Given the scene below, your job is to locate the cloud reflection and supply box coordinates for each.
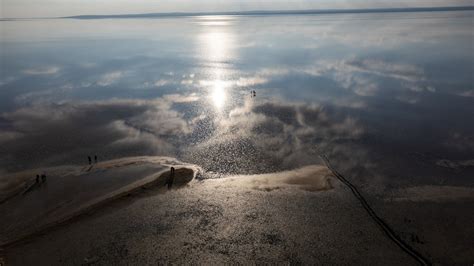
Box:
[1,14,473,189]
[22,66,60,75]
[0,92,365,176]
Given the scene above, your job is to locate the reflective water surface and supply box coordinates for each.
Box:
[1,12,473,187]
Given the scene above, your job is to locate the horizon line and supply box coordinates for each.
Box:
[64,5,474,19]
[1,5,473,20]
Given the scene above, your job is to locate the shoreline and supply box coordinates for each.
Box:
[0,160,334,249]
[0,157,200,248]
[2,157,473,264]
[1,167,195,248]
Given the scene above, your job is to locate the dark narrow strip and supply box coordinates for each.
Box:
[63,6,474,19]
[320,154,431,266]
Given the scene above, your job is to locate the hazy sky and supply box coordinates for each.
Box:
[1,0,472,18]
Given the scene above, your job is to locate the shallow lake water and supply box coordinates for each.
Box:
[1,11,473,188]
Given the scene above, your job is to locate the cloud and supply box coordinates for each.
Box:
[163,93,200,103]
[333,98,367,109]
[235,76,268,87]
[396,94,418,104]
[339,75,379,96]
[344,58,425,82]
[22,66,60,75]
[181,79,193,85]
[0,76,17,87]
[246,58,429,98]
[154,79,169,87]
[184,99,364,174]
[321,58,430,96]
[0,97,191,172]
[197,75,268,90]
[457,90,474,97]
[97,71,123,86]
[14,86,74,104]
[1,91,367,176]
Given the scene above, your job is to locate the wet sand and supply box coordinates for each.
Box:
[1,161,416,265]
[1,158,473,265]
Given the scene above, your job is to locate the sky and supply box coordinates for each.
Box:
[1,0,472,18]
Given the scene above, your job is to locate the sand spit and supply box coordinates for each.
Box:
[206,165,334,192]
[0,156,198,247]
[0,156,198,203]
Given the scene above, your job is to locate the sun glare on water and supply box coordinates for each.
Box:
[197,17,236,111]
[210,80,227,109]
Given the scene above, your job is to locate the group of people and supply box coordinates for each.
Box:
[35,174,46,184]
[88,155,98,165]
[31,159,176,191]
[250,90,257,97]
[31,155,99,187]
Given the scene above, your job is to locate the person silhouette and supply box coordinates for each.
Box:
[94,155,97,164]
[88,156,91,165]
[41,174,46,183]
[167,167,175,189]
[36,174,40,183]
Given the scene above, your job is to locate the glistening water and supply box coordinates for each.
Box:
[1,12,473,188]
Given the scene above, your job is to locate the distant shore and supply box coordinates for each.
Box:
[64,6,474,19]
[1,6,473,20]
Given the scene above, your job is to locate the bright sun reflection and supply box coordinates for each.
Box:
[197,19,236,111]
[211,80,227,109]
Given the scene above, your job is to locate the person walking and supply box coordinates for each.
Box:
[94,155,98,164]
[166,167,175,189]
[88,156,92,165]
[36,174,40,183]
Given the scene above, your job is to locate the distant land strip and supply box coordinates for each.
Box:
[63,6,474,19]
